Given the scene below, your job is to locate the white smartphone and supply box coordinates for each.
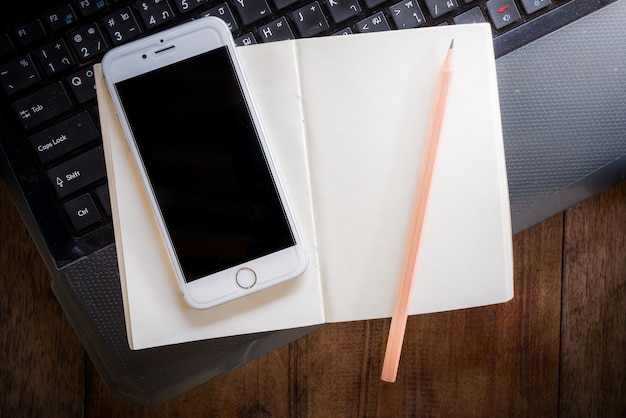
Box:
[101,17,307,309]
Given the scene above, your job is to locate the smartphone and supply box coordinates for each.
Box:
[101,17,307,309]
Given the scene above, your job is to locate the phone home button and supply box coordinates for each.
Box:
[235,268,257,289]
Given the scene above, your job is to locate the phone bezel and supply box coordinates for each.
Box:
[101,18,307,309]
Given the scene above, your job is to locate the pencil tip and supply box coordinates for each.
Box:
[449,39,454,49]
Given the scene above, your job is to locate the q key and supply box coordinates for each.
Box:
[67,65,96,104]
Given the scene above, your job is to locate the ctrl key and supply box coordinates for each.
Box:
[63,194,102,232]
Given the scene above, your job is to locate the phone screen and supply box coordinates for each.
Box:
[114,46,295,283]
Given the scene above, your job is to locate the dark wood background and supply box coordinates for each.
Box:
[1,178,625,417]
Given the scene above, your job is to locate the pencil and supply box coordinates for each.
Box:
[381,39,455,383]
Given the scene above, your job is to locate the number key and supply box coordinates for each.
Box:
[134,0,176,29]
[172,0,208,14]
[102,7,143,46]
[0,54,41,95]
[68,23,109,62]
[34,39,77,77]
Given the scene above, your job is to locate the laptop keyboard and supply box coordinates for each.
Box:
[0,0,578,267]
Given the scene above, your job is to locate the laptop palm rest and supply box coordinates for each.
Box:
[496,0,626,233]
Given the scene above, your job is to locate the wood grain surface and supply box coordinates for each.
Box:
[1,178,625,417]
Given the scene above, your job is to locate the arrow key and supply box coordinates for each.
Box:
[486,0,521,29]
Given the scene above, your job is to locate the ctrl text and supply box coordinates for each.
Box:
[77,207,90,217]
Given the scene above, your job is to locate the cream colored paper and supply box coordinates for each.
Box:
[96,23,513,350]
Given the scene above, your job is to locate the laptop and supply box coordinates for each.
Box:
[1,0,624,406]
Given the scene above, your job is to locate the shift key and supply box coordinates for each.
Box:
[47,146,106,199]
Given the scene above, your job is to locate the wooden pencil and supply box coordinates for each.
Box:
[381,39,455,383]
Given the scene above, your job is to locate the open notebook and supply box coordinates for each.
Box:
[95,23,513,350]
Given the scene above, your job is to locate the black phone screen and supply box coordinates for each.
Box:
[115,46,295,282]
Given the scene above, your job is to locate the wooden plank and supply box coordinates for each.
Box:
[560,181,626,416]
[290,321,381,416]
[290,214,564,417]
[0,181,85,418]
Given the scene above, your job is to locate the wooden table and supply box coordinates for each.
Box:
[1,178,625,417]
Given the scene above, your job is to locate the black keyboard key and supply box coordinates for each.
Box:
[424,0,460,18]
[14,20,47,48]
[0,54,41,95]
[75,0,110,17]
[135,0,176,29]
[273,0,299,8]
[324,0,362,23]
[453,6,486,24]
[388,0,426,29]
[0,34,14,58]
[68,23,109,62]
[259,17,295,42]
[67,66,97,104]
[172,0,208,13]
[485,0,521,29]
[63,193,102,232]
[29,112,100,164]
[332,27,353,35]
[95,184,112,217]
[201,3,240,32]
[102,7,143,46]
[11,82,73,130]
[34,39,77,78]
[46,146,106,199]
[364,0,386,6]
[356,12,390,32]
[231,0,272,26]
[45,5,80,32]
[235,32,257,46]
[520,0,551,14]
[292,2,330,37]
